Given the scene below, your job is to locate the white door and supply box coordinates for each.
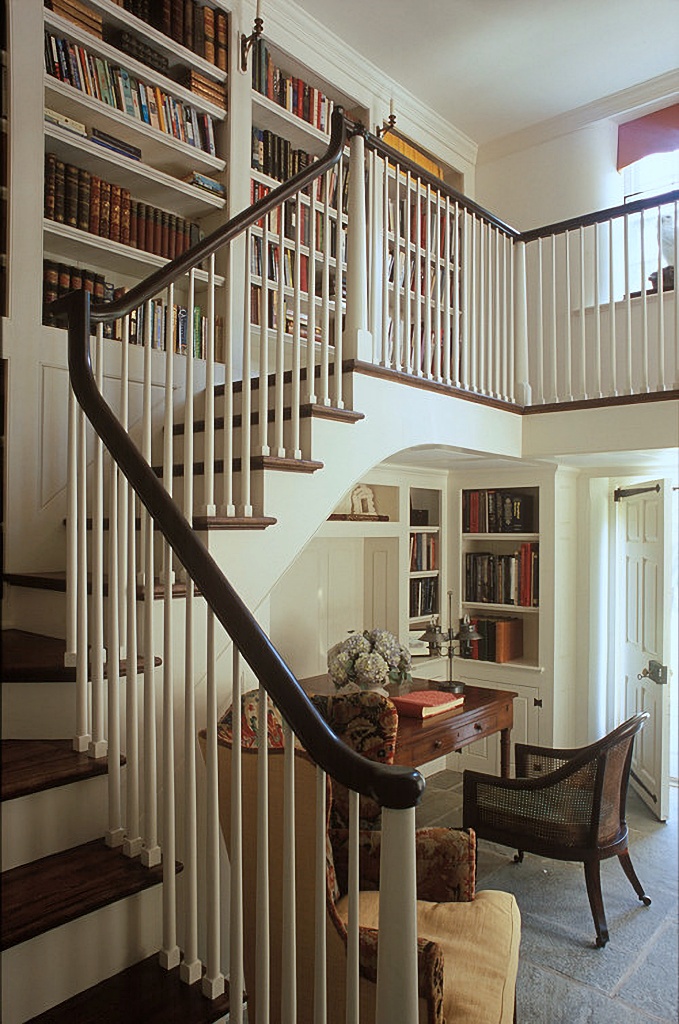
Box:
[619,480,671,821]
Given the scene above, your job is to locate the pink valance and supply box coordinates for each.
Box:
[617,104,679,171]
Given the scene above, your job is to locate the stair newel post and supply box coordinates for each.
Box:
[74,401,90,753]
[290,189,302,459]
[221,242,236,516]
[274,203,286,457]
[513,239,532,405]
[281,719,297,1024]
[240,236,253,516]
[344,128,372,373]
[141,305,160,868]
[306,177,318,404]
[89,323,107,759]
[160,283,180,967]
[230,646,245,1024]
[332,153,345,409]
[203,610,225,999]
[203,254,217,515]
[65,386,77,669]
[375,806,419,1024]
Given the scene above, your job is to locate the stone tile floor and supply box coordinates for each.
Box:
[417,770,678,1024]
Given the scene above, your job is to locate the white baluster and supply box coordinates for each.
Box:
[508,233,516,404]
[640,209,649,392]
[203,610,225,998]
[459,207,468,388]
[656,206,665,392]
[123,480,142,858]
[256,682,271,1023]
[414,178,422,376]
[535,239,545,402]
[381,156,390,366]
[307,183,318,402]
[65,386,77,668]
[204,254,217,513]
[434,191,442,381]
[105,447,124,848]
[443,196,451,385]
[550,235,558,402]
[404,171,412,374]
[609,219,618,396]
[423,184,432,378]
[320,170,331,405]
[393,162,401,372]
[314,766,328,1024]
[221,244,236,515]
[333,156,344,409]
[230,646,244,1024]
[512,239,531,406]
[259,215,271,450]
[180,580,201,984]
[281,720,297,1024]
[241,241,253,516]
[90,324,107,759]
[118,316,130,657]
[184,270,195,525]
[593,226,603,397]
[564,230,573,401]
[375,807,419,1024]
[469,215,477,390]
[624,214,633,394]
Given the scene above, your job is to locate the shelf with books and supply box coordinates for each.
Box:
[77,0,229,83]
[44,9,227,121]
[408,486,442,627]
[45,76,225,175]
[43,219,224,285]
[252,90,331,159]
[44,121,225,218]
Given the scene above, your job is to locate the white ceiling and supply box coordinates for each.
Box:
[292,0,679,147]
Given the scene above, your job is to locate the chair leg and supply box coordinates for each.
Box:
[584,860,609,947]
[618,847,652,906]
[513,850,524,864]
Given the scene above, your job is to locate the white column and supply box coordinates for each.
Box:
[343,132,371,362]
[375,806,419,1024]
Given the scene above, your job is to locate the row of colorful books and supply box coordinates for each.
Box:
[251,127,313,186]
[460,616,524,664]
[111,0,228,70]
[44,153,201,259]
[42,259,222,359]
[249,287,324,343]
[464,544,539,608]
[252,39,334,135]
[44,29,218,155]
[409,531,438,572]
[249,179,345,255]
[462,489,536,534]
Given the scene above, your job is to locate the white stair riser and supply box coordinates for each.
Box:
[1,886,163,1024]
[2,683,76,739]
[4,587,69,639]
[2,773,116,870]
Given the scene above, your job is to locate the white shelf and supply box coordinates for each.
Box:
[45,10,226,120]
[44,123,225,218]
[461,601,539,614]
[252,91,331,158]
[317,520,401,539]
[43,219,225,286]
[82,0,228,83]
[45,77,225,177]
[462,532,540,543]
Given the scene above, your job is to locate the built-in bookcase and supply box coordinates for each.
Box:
[408,486,442,627]
[41,0,229,348]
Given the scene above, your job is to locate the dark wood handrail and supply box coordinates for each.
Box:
[518,188,679,244]
[51,117,425,811]
[363,128,520,239]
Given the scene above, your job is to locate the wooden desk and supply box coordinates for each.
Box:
[394,685,516,777]
[301,677,516,778]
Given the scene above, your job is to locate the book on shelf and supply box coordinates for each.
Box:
[182,169,225,196]
[88,127,142,160]
[252,39,334,134]
[44,29,218,156]
[464,545,538,607]
[390,690,464,719]
[180,69,227,110]
[44,105,87,137]
[463,616,523,664]
[462,489,536,534]
[45,0,103,40]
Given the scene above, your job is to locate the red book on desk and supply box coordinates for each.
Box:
[391,690,464,719]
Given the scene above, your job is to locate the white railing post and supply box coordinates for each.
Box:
[375,806,419,1024]
[344,130,372,361]
[513,239,532,404]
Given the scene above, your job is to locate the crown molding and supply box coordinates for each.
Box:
[478,70,679,164]
[252,0,478,173]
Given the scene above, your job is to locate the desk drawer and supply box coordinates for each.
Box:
[401,712,500,765]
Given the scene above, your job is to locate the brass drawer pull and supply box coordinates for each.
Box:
[474,723,483,732]
[433,739,443,750]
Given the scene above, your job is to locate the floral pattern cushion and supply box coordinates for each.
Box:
[311,691,398,830]
[217,689,286,749]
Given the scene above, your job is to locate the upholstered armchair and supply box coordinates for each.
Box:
[210,690,520,1024]
[463,713,650,947]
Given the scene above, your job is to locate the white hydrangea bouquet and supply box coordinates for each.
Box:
[327,629,412,693]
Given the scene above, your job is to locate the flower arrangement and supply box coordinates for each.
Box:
[327,629,412,693]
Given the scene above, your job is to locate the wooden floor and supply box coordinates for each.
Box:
[1,839,177,950]
[27,955,232,1024]
[1,738,124,801]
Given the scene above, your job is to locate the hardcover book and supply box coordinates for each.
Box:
[390,690,464,719]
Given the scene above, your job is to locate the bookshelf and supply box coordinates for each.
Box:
[41,0,229,334]
[459,485,540,667]
[408,486,442,628]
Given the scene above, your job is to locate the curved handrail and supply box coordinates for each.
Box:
[53,112,425,812]
[519,188,679,244]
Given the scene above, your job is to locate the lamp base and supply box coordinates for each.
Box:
[438,680,465,694]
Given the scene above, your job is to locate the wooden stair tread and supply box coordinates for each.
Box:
[27,954,231,1024]
[1,739,125,802]
[216,361,338,397]
[158,455,324,477]
[1,839,180,950]
[3,574,195,601]
[193,514,277,531]
[172,402,364,435]
[1,629,159,681]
